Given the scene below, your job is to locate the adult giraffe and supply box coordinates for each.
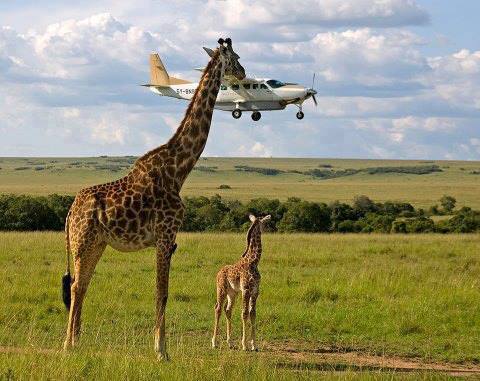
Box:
[61,38,245,360]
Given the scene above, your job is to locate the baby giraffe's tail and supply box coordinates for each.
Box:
[62,211,73,310]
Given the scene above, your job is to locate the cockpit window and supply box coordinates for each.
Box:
[252,84,258,89]
[260,84,268,89]
[243,84,251,89]
[232,84,239,90]
[266,79,286,88]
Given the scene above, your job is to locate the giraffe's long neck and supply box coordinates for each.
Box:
[167,52,224,187]
[244,226,262,265]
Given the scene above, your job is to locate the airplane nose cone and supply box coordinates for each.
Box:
[308,89,317,95]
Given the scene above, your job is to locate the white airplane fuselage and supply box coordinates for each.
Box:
[149,80,309,111]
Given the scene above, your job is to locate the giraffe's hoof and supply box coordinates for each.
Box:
[157,352,170,361]
[211,339,218,349]
[63,340,74,351]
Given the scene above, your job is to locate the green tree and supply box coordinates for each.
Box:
[353,195,378,216]
[278,201,330,232]
[440,195,456,213]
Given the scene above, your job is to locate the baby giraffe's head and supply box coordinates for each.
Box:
[248,214,271,232]
[242,214,271,257]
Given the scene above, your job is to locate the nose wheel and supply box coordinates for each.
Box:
[251,111,261,121]
[296,111,304,120]
[232,109,242,119]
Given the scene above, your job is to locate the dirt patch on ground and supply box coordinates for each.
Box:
[2,343,480,377]
[263,341,480,377]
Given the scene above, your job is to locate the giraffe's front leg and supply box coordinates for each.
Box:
[154,239,173,361]
[249,291,259,351]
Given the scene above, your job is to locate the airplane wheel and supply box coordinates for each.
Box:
[232,109,242,119]
[252,111,261,121]
[296,111,304,120]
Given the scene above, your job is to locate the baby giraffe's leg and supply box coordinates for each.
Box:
[241,289,251,351]
[225,291,237,348]
[249,291,259,351]
[212,286,226,349]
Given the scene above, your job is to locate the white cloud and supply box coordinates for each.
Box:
[0,4,479,160]
[90,118,127,145]
[204,0,428,29]
[428,49,480,110]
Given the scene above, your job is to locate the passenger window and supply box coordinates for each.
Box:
[220,85,227,90]
[252,84,258,89]
[232,84,239,90]
[243,84,251,89]
[260,84,268,89]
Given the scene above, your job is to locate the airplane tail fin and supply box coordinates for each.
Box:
[148,53,190,87]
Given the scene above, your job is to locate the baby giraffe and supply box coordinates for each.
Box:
[212,214,271,351]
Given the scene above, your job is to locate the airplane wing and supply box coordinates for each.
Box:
[222,74,260,84]
[194,67,258,84]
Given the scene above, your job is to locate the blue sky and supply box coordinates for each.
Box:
[0,0,479,159]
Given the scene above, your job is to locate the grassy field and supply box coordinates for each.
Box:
[0,157,479,209]
[1,232,479,379]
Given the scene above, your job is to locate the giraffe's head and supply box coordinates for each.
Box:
[205,38,246,80]
[248,214,271,232]
[242,214,270,257]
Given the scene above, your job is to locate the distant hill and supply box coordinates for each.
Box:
[0,157,479,209]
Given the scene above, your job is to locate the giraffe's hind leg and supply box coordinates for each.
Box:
[225,290,237,349]
[212,284,226,349]
[249,290,259,351]
[64,238,106,350]
[241,289,251,351]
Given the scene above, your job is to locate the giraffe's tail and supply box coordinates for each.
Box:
[62,211,73,310]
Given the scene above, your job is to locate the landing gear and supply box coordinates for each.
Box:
[295,104,305,120]
[232,109,242,119]
[251,111,261,121]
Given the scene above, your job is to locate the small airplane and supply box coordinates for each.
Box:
[142,49,317,121]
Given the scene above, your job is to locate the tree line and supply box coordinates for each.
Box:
[0,193,478,233]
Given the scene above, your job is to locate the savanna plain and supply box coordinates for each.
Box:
[0,157,479,379]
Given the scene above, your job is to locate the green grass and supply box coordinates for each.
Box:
[0,157,479,209]
[1,232,479,379]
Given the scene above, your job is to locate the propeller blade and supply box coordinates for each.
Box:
[311,73,316,89]
[312,94,317,106]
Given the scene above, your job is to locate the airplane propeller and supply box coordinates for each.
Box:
[307,73,317,106]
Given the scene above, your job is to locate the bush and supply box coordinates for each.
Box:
[0,195,60,230]
[330,202,356,231]
[0,193,478,234]
[359,213,395,233]
[364,165,442,175]
[278,200,330,232]
[405,217,435,233]
[353,195,378,216]
[445,208,480,233]
[218,184,231,189]
[440,195,456,213]
[234,165,284,176]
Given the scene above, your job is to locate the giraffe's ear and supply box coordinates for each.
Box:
[261,215,271,222]
[249,214,256,222]
[203,47,215,58]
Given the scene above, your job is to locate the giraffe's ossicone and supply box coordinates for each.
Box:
[212,214,271,351]
[61,38,245,361]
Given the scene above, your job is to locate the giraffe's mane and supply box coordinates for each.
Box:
[135,49,221,165]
